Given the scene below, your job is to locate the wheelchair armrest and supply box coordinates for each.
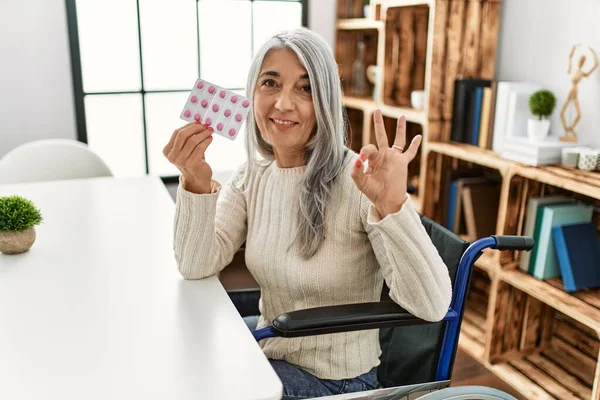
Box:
[272,302,437,338]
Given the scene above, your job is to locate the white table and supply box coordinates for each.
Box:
[0,176,282,400]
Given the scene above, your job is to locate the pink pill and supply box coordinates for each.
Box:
[201,99,208,108]
[229,128,236,137]
[224,109,232,117]
[208,86,216,94]
[217,123,224,131]
[183,109,191,117]
[219,90,226,98]
[205,118,212,126]
[190,95,198,103]
[212,104,219,112]
[197,81,204,89]
[235,114,243,122]
[194,113,201,121]
[231,96,238,103]
[242,100,250,108]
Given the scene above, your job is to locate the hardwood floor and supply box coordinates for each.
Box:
[165,181,523,399]
[451,350,524,399]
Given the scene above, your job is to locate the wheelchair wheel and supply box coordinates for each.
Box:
[417,385,519,400]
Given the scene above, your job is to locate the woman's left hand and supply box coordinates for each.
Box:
[350,109,422,218]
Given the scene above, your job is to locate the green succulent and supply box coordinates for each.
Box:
[529,89,557,120]
[0,195,43,232]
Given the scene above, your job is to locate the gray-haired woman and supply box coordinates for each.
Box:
[164,27,452,399]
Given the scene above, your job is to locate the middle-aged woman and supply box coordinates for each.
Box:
[163,27,452,399]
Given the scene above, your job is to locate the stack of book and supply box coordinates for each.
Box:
[500,137,580,166]
[520,195,600,291]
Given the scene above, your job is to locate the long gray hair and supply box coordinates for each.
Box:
[242,28,348,259]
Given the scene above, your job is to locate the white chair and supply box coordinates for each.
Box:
[0,139,113,184]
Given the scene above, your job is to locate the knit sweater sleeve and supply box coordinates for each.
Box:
[361,194,453,322]
[172,167,248,280]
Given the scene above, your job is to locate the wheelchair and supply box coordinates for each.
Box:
[228,215,533,400]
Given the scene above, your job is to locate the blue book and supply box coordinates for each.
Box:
[446,181,459,230]
[470,87,484,146]
[552,222,600,292]
[531,203,594,279]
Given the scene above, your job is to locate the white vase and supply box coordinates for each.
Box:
[527,118,550,142]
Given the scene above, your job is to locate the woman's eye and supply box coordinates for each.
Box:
[261,79,277,88]
[301,84,311,93]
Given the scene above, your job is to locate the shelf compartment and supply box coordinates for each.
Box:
[382,3,429,108]
[336,30,379,99]
[336,18,384,30]
[490,349,593,400]
[460,269,491,361]
[507,313,598,400]
[502,269,600,334]
[484,287,599,399]
[337,0,370,19]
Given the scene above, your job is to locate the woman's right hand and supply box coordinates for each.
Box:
[163,122,214,194]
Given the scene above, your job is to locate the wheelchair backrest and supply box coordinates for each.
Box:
[377,215,470,387]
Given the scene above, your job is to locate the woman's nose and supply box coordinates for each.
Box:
[274,89,295,111]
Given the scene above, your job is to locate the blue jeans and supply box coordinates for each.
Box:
[244,315,378,399]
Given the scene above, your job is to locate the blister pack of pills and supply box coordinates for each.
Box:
[180,78,252,140]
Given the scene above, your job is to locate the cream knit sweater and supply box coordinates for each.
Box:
[173,150,452,380]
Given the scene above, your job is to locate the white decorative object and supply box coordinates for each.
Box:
[561,147,580,167]
[491,82,542,153]
[578,149,599,170]
[527,119,551,142]
[366,65,380,101]
[411,90,425,110]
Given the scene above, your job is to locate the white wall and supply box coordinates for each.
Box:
[495,0,600,148]
[309,0,336,50]
[0,0,77,158]
[2,0,599,158]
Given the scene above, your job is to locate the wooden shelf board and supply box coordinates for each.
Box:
[516,164,600,200]
[502,269,600,334]
[525,350,593,400]
[490,362,557,400]
[336,18,384,30]
[426,142,512,174]
[475,249,499,275]
[426,142,600,197]
[342,96,426,124]
[382,0,433,10]
[458,325,485,361]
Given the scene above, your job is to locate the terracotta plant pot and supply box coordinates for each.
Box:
[0,227,36,254]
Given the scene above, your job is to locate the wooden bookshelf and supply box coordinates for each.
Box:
[336,0,502,215]
[334,4,599,398]
[425,141,600,399]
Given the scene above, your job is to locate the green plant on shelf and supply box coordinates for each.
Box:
[528,89,557,120]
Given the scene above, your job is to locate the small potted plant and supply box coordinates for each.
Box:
[0,195,43,254]
[528,89,557,142]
